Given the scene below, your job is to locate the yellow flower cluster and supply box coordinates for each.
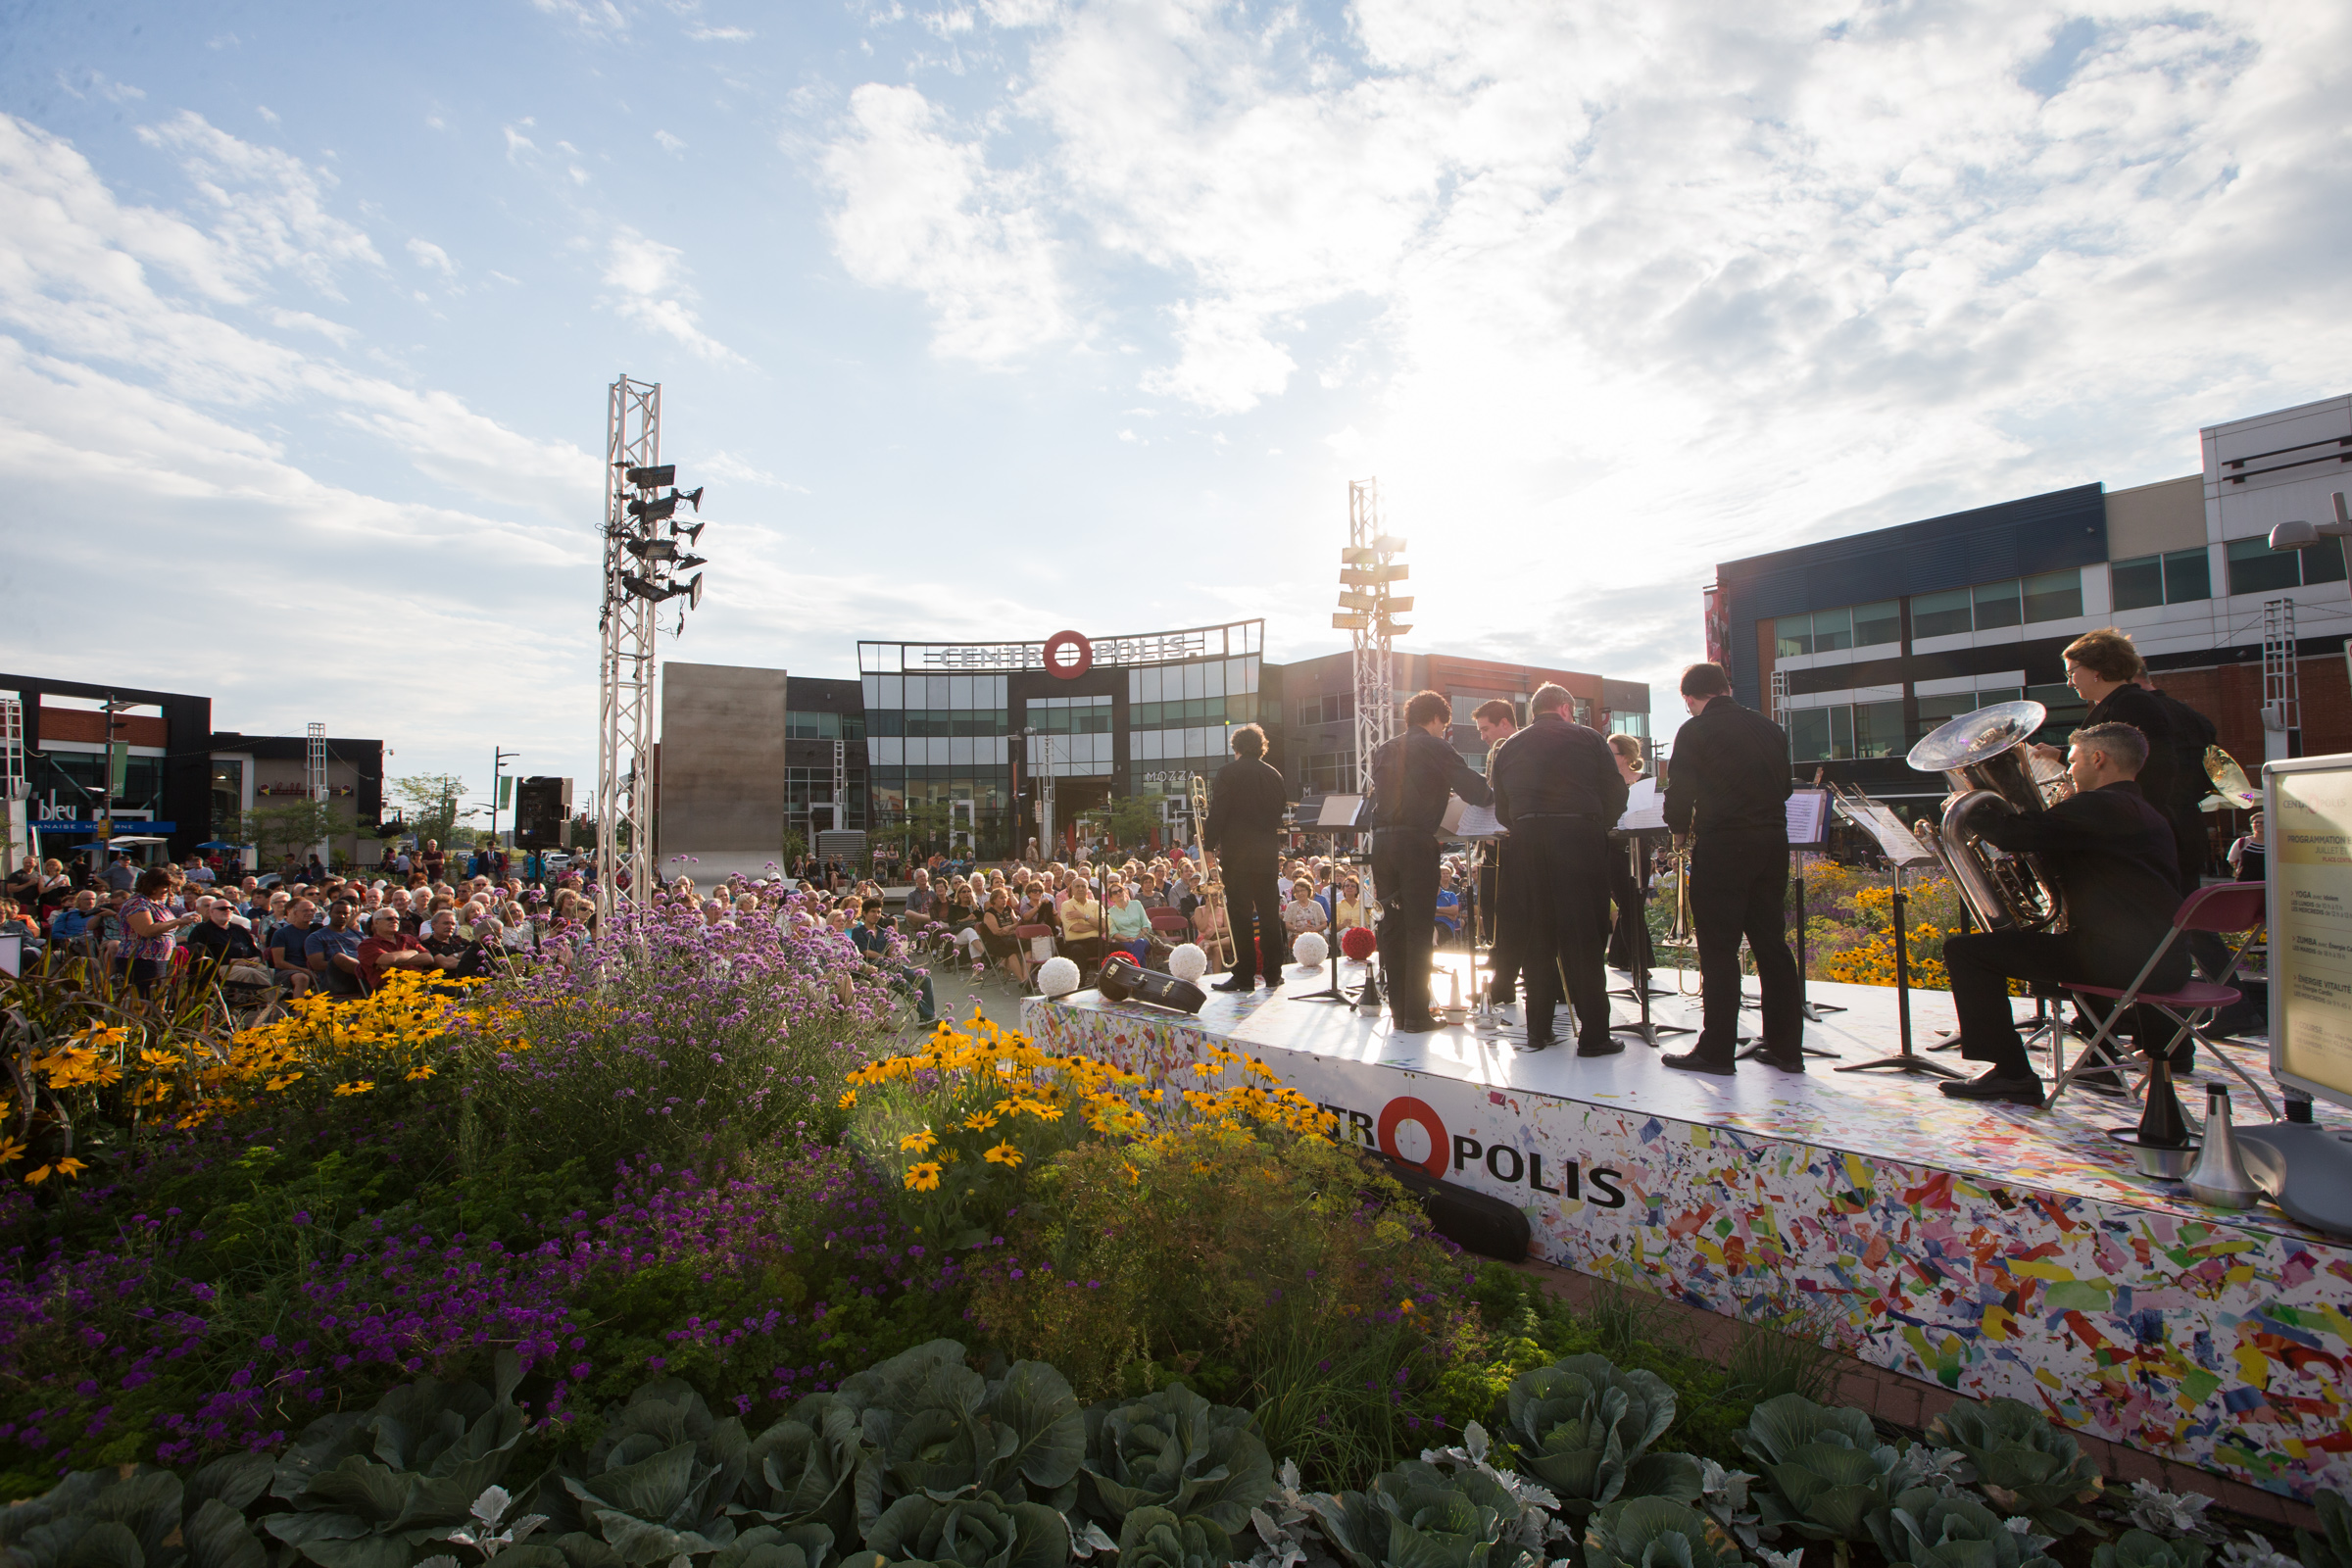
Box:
[204,969,493,1120]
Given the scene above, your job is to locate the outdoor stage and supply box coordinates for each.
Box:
[1020,956,2352,1504]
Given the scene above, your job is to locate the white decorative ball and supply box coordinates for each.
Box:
[1293,931,1329,970]
[1166,943,1209,983]
[1037,956,1084,998]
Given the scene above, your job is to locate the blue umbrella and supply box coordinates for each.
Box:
[195,840,243,851]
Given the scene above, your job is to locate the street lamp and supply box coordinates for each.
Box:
[2268,491,2352,552]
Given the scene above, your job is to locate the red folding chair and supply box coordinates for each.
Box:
[1011,922,1055,992]
[2044,883,2277,1117]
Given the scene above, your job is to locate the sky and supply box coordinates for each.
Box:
[0,0,2347,809]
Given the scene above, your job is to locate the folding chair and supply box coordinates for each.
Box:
[1012,922,1056,993]
[1146,910,1193,969]
[2044,883,2277,1117]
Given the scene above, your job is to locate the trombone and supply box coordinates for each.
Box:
[1664,834,1696,992]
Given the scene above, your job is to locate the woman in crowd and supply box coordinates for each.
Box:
[978,885,1031,987]
[120,867,201,996]
[1103,883,1152,965]
[1333,874,1373,932]
[1282,877,1330,938]
[1058,874,1103,969]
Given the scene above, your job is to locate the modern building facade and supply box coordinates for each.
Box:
[1707,392,2352,805]
[649,625,1651,863]
[2,673,385,867]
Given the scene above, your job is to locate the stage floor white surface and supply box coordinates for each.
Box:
[1019,956,2352,1503]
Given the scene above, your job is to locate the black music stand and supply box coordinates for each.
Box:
[1738,788,1843,1060]
[1831,789,1964,1079]
[1300,795,1369,1007]
[1611,830,1692,1050]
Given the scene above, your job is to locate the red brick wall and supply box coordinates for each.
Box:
[2158,654,2352,773]
[37,707,167,747]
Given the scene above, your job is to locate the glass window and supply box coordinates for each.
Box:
[1972,578,2022,630]
[2306,538,2350,587]
[2163,547,2212,603]
[1775,613,1813,659]
[1853,601,1900,649]
[2022,569,2082,623]
[1913,693,1969,742]
[1853,701,1907,759]
[2227,536,2303,596]
[1811,606,1853,653]
[1912,587,1974,639]
[2025,682,2088,747]
[1975,688,2024,709]
[1787,708,1831,762]
[1828,706,1854,760]
[2112,555,2164,612]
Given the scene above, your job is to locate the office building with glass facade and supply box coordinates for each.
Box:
[1709,391,2352,804]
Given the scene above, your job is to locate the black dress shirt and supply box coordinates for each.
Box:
[1979,779,2180,960]
[1370,729,1491,834]
[1663,697,1791,839]
[2080,684,2177,814]
[2150,689,2216,813]
[1205,756,1290,858]
[1491,713,1630,827]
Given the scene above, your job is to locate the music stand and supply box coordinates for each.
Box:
[1610,830,1692,1049]
[1737,788,1843,1060]
[1300,795,1372,1006]
[1831,788,1964,1079]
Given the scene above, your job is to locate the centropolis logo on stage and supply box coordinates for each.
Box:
[1317,1092,1626,1206]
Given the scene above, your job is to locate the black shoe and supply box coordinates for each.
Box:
[1263,972,1282,990]
[1577,1036,1625,1058]
[1662,1052,1735,1077]
[1516,1035,1557,1054]
[1212,976,1256,993]
[1390,1013,1439,1034]
[1938,1071,2046,1107]
[1753,1047,1805,1073]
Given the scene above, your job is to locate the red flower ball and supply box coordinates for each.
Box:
[1340,926,1378,960]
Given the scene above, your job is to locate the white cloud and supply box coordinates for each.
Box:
[531,0,629,40]
[504,122,537,162]
[701,449,807,491]
[135,111,382,296]
[816,82,1066,364]
[654,128,686,154]
[406,237,457,276]
[601,227,746,365]
[1142,298,1294,416]
[256,105,279,124]
[980,0,1057,24]
[685,24,753,41]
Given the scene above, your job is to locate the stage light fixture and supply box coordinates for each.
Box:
[675,519,707,547]
[1382,619,1413,636]
[624,464,675,490]
[629,493,680,524]
[626,537,680,562]
[1337,590,1377,612]
[1333,612,1370,631]
[675,554,708,570]
[685,571,704,610]
[1371,563,1409,583]
[1340,567,1375,587]
[1386,595,1414,612]
[1372,534,1406,554]
[1340,547,1376,565]
[678,486,705,512]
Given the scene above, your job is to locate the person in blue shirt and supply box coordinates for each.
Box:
[51,889,101,949]
[306,898,368,997]
[852,897,936,1025]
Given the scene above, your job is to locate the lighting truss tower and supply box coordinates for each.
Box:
[1769,669,1788,729]
[2262,596,2301,762]
[1336,478,1408,795]
[306,721,330,864]
[1,696,25,877]
[599,376,661,912]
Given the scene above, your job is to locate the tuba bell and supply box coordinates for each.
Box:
[1905,700,2073,934]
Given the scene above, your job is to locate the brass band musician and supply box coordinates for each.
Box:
[1604,731,1654,973]
[1471,698,1521,1018]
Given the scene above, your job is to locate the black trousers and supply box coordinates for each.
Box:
[2170,807,2208,899]
[1509,818,1614,1044]
[1605,839,1653,972]
[1478,849,1519,1003]
[1945,928,2191,1078]
[1690,831,1802,1058]
[1223,852,1284,983]
[1373,829,1440,1020]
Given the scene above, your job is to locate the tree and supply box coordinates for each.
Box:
[1104,795,1161,851]
[390,773,466,846]
[242,801,352,868]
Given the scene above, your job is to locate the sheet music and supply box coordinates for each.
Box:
[1615,777,1668,832]
[1838,795,1937,866]
[1787,788,1830,849]
[1443,796,1505,838]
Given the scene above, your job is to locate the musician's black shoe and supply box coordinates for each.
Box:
[1516,1034,1557,1054]
[1212,976,1256,993]
[1390,1012,1440,1034]
[1752,1045,1805,1073]
[1263,972,1283,991]
[1662,1051,1735,1077]
[1577,1035,1624,1058]
[1937,1070,2046,1108]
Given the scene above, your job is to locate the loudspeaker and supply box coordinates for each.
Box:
[1096,954,1207,1014]
[515,776,573,850]
[1361,1150,1531,1262]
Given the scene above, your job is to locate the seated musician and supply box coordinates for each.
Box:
[1940,721,2187,1107]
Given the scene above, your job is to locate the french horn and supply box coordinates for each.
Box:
[1906,700,2072,935]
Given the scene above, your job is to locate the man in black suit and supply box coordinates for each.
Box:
[1939,721,2185,1106]
[1471,698,1522,1015]
[1491,683,1629,1055]
[1203,722,1290,991]
[1660,662,1804,1074]
[1369,690,1493,1032]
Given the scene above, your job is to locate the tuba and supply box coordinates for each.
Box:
[1906,701,2073,934]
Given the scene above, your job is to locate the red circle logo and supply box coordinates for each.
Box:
[1043,630,1093,680]
[1377,1095,1447,1178]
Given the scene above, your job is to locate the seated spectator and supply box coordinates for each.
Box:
[853,897,937,1024]
[37,858,76,917]
[268,897,318,994]
[0,899,43,958]
[309,900,368,998]
[1059,879,1103,967]
[51,890,101,951]
[978,886,1030,986]
[1334,876,1373,931]
[357,907,448,992]
[1103,884,1152,966]
[1282,879,1330,937]
[185,900,272,988]
[421,908,468,959]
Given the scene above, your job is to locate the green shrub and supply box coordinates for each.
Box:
[1497,1354,1702,1521]
[1925,1399,2103,1538]
[1113,1505,1233,1568]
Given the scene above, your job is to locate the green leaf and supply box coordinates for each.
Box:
[186,1456,276,1517]
[574,1446,701,1525]
[292,1537,418,1568]
[182,1500,268,1568]
[988,1363,1085,1494]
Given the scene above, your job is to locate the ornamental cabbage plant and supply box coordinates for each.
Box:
[832,1341,1086,1526]
[1924,1400,2103,1538]
[1076,1383,1274,1534]
[1867,1489,2060,1568]
[1498,1354,1702,1519]
[1582,1497,1742,1568]
[1738,1395,1902,1567]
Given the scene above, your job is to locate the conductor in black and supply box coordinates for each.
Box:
[1369,689,1492,1032]
[1490,683,1629,1055]
[1659,662,1805,1074]
[1204,722,1290,992]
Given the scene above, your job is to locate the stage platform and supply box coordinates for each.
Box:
[1020,957,2352,1504]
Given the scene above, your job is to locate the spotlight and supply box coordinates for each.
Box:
[1340,567,1375,587]
[1372,534,1406,554]
[678,486,704,512]
[1337,590,1377,612]
[629,493,680,524]
[1386,595,1414,612]
[675,553,708,570]
[676,520,707,547]
[1333,612,1369,631]
[1371,563,1409,583]
[626,537,680,562]
[624,464,675,490]
[685,571,704,610]
[1340,547,1376,565]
